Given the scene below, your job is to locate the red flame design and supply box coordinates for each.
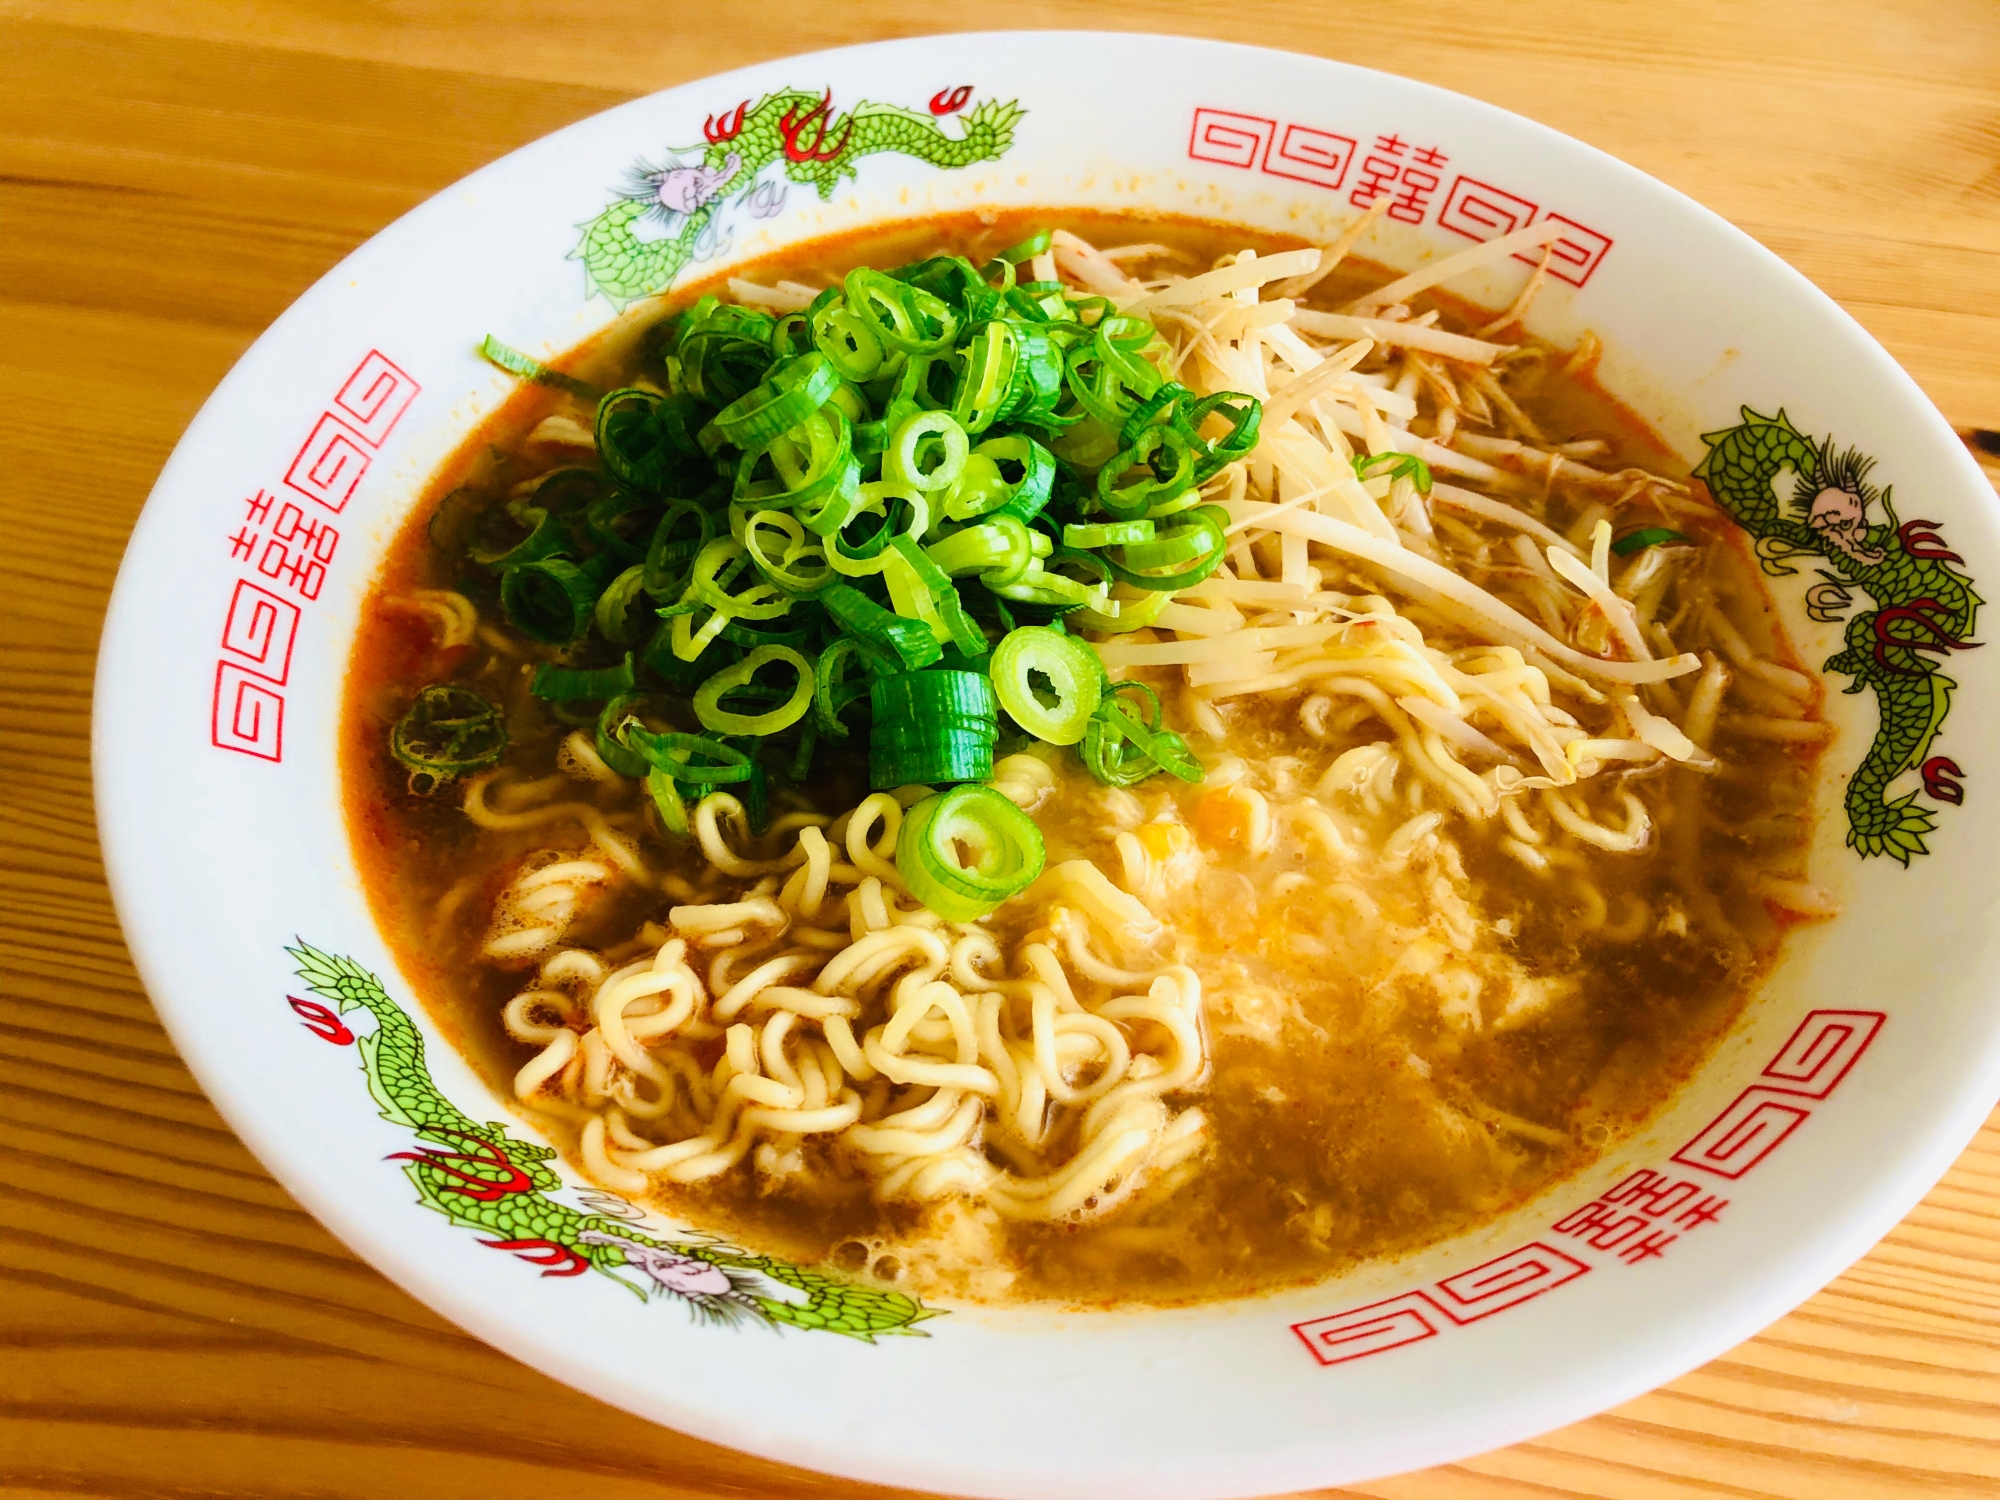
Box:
[287,996,353,1046]
[704,99,748,144]
[778,89,853,163]
[480,1237,592,1277]
[1871,597,1980,675]
[1898,519,1964,565]
[929,84,973,115]
[1921,756,1966,805]
[386,1128,535,1202]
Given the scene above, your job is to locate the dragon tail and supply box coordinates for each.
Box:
[1827,624,1955,863]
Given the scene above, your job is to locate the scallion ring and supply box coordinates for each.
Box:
[884,410,970,494]
[991,626,1102,746]
[692,645,814,736]
[895,784,1046,922]
[389,684,508,788]
[500,558,601,645]
[530,651,635,702]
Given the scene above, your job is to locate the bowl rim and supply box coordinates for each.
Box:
[92,29,2000,1499]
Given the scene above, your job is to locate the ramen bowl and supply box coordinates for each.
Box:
[95,30,2000,1499]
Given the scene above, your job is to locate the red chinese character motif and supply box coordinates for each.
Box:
[1264,123,1358,191]
[1439,175,1539,242]
[211,662,284,761]
[331,350,421,446]
[218,579,300,684]
[1759,1009,1884,1097]
[1287,1010,1884,1366]
[1293,1292,1440,1366]
[1433,1241,1589,1318]
[283,412,371,514]
[1188,107,1275,170]
[1344,134,1446,223]
[1436,177,1616,288]
[210,349,417,762]
[1528,213,1615,288]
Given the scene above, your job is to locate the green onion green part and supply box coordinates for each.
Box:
[1611,526,1694,556]
[389,684,508,787]
[895,783,1046,921]
[443,244,1258,867]
[479,334,601,401]
[990,626,1102,746]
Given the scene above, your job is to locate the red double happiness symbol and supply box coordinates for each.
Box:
[386,1128,535,1201]
[704,99,748,144]
[779,90,853,163]
[287,996,353,1046]
[929,84,973,115]
[480,1237,592,1277]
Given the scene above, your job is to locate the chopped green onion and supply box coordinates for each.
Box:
[926,515,1032,580]
[646,764,690,837]
[885,410,970,493]
[812,300,888,381]
[468,501,569,572]
[844,268,958,357]
[692,645,814,736]
[479,334,600,401]
[675,296,780,404]
[390,684,508,787]
[1103,506,1229,591]
[701,352,840,455]
[895,784,1045,921]
[951,320,1017,435]
[593,564,653,644]
[741,509,836,596]
[616,722,755,790]
[445,245,1222,802]
[531,651,635,702]
[813,637,870,739]
[1353,450,1434,495]
[1611,527,1693,556]
[644,499,717,597]
[1070,585,1174,634]
[869,669,998,788]
[1180,391,1261,482]
[994,229,1052,265]
[596,388,700,493]
[595,692,651,777]
[822,583,943,673]
[1082,682,1204,787]
[990,626,1101,745]
[501,558,602,645]
[1097,426,1195,520]
[686,535,792,621]
[1063,519,1154,549]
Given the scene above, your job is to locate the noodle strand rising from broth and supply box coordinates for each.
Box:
[345,212,1829,1305]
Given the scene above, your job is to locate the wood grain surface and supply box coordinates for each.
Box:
[3,3,1997,1496]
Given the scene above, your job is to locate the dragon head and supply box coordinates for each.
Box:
[1802,440,1887,566]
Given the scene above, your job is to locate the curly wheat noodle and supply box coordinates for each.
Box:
[503,786,1213,1225]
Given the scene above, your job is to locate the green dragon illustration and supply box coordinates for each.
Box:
[287,942,935,1340]
[1694,407,1981,863]
[573,86,1025,306]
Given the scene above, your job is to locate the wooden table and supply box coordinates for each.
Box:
[4,3,1996,1495]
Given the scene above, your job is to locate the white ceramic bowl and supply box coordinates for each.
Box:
[95,31,2000,1498]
